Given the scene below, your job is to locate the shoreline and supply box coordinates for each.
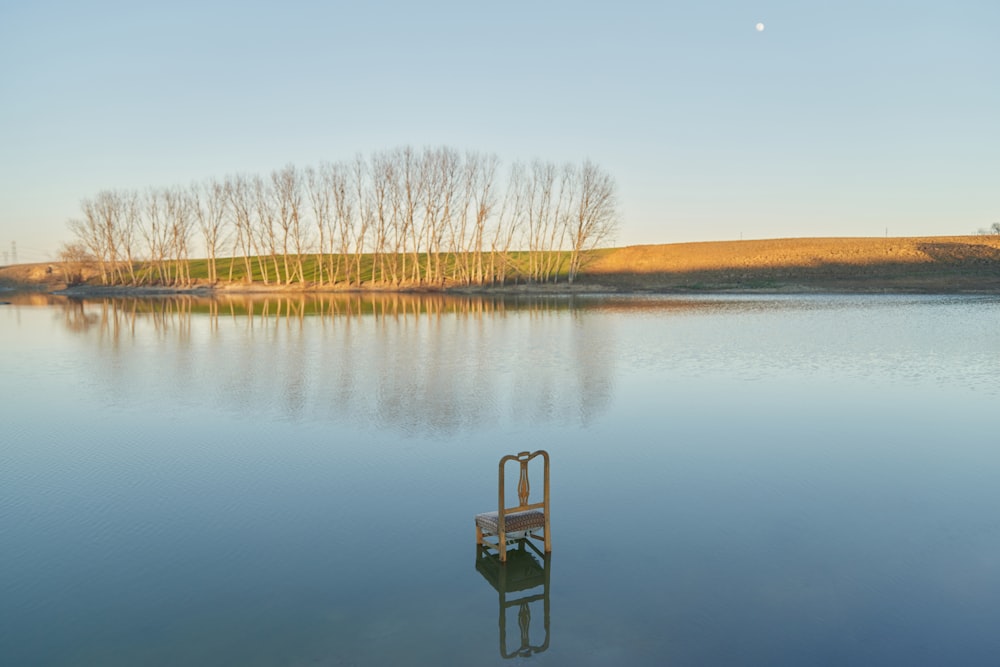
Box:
[4,235,1000,296]
[4,281,998,299]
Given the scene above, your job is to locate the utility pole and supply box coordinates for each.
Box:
[11,241,17,264]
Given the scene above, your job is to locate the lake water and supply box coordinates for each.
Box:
[2,291,1000,666]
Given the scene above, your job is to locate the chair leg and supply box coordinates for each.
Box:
[476,524,483,546]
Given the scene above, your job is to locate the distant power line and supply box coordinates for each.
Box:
[4,241,53,265]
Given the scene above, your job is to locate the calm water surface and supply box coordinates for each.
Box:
[2,292,999,666]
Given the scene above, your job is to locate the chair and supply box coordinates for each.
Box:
[475,450,550,563]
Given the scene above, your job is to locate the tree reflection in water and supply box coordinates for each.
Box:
[49,292,617,434]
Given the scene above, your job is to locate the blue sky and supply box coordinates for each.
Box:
[2,0,998,263]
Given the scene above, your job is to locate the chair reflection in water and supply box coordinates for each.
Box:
[474,450,551,657]
[476,534,551,657]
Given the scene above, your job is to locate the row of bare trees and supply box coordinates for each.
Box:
[64,146,618,287]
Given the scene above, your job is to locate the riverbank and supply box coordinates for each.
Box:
[3,236,1000,295]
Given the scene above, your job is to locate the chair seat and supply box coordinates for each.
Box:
[475,509,545,535]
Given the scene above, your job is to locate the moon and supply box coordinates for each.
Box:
[755,22,765,31]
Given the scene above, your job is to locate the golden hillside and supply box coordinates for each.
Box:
[580,236,1000,292]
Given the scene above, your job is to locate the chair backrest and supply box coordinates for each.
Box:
[498,450,549,517]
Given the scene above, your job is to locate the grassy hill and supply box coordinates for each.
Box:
[3,236,1000,294]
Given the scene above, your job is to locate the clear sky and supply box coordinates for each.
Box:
[2,0,998,263]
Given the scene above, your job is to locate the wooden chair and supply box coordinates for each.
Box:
[475,450,550,563]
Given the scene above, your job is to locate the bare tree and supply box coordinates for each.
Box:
[192,179,229,284]
[383,151,406,284]
[396,147,424,283]
[566,160,618,283]
[351,155,371,285]
[370,151,393,284]
[542,163,575,282]
[251,175,279,284]
[142,188,170,284]
[225,174,256,283]
[329,161,355,285]
[426,146,460,284]
[450,152,475,284]
[71,191,123,284]
[523,161,554,282]
[163,187,194,285]
[272,164,306,284]
[67,214,105,284]
[118,190,141,285]
[57,241,94,285]
[490,162,527,285]
[305,164,333,285]
[469,152,500,285]
[420,147,453,284]
[437,151,501,285]
[75,189,138,285]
